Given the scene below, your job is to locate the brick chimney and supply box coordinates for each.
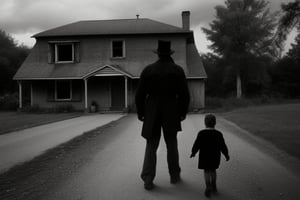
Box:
[182,11,190,30]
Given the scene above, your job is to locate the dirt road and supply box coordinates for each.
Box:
[1,114,299,200]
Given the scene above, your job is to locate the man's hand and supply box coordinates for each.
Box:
[138,115,144,122]
[225,155,230,161]
[190,153,195,158]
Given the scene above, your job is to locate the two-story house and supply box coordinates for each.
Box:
[13,11,207,112]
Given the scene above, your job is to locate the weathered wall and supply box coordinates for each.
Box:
[34,34,187,77]
[30,78,205,112]
[25,34,205,111]
[31,80,84,111]
[188,79,205,110]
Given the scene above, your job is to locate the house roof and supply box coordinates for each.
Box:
[33,19,192,38]
[186,43,207,78]
[14,18,206,80]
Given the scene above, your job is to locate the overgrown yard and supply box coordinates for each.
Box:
[0,112,82,135]
[221,103,300,160]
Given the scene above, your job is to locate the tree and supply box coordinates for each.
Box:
[201,53,225,97]
[202,0,277,98]
[275,0,300,51]
[0,29,30,95]
[269,56,300,98]
[268,31,300,98]
[286,32,300,62]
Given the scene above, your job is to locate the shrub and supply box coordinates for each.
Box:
[204,95,289,112]
[0,93,18,110]
[223,97,251,108]
[205,97,223,109]
[21,104,42,113]
[54,104,75,113]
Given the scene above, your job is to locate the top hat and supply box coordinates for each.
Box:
[153,40,175,55]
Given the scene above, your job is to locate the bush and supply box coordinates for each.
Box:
[223,97,252,108]
[20,104,76,113]
[21,104,42,113]
[205,97,223,109]
[205,95,290,112]
[54,104,75,113]
[0,93,18,110]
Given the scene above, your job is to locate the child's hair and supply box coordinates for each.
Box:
[205,114,216,128]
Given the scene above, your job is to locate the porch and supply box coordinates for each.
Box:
[17,65,138,112]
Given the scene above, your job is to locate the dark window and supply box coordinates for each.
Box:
[112,40,124,58]
[56,80,72,100]
[48,42,80,64]
[56,44,74,62]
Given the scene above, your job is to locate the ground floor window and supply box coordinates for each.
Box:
[55,80,72,100]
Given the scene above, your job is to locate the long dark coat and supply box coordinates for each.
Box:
[135,57,190,139]
[191,129,229,169]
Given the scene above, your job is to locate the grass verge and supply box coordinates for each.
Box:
[0,112,82,135]
[220,103,300,160]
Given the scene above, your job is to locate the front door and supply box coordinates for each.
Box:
[110,77,125,110]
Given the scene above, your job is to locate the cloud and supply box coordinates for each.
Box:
[1,0,222,33]
[1,0,292,51]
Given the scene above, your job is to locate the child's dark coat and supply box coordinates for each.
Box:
[192,129,229,169]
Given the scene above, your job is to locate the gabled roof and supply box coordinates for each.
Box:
[33,19,192,38]
[186,43,207,78]
[84,65,134,79]
[14,17,206,80]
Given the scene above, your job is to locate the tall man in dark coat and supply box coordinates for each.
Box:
[135,40,190,190]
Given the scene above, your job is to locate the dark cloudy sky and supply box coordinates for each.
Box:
[1,0,297,53]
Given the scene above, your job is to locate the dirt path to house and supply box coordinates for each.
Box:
[0,113,124,173]
[0,114,300,200]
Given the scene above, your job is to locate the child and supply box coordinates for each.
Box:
[190,114,230,198]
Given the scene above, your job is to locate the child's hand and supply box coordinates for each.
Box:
[190,153,195,158]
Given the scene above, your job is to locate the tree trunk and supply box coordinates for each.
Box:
[236,72,242,98]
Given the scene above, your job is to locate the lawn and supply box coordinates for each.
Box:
[221,103,300,160]
[0,112,82,135]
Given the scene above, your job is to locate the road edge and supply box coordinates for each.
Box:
[218,116,300,178]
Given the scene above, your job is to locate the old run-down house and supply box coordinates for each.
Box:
[14,11,207,112]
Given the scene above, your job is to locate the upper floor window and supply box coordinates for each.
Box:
[55,43,74,63]
[48,41,80,64]
[111,40,125,58]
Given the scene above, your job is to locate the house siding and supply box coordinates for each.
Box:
[31,80,84,110]
[33,34,187,77]
[188,80,205,110]
[17,34,205,112]
[30,78,205,111]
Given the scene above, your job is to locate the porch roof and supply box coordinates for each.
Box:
[84,65,134,79]
[13,63,136,80]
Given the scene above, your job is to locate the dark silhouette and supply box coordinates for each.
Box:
[135,40,190,190]
[190,114,229,197]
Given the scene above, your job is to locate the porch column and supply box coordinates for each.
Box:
[124,76,128,108]
[30,82,33,106]
[84,78,88,110]
[18,81,22,109]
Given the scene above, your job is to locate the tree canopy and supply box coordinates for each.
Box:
[275,0,300,50]
[0,30,30,95]
[202,0,277,97]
